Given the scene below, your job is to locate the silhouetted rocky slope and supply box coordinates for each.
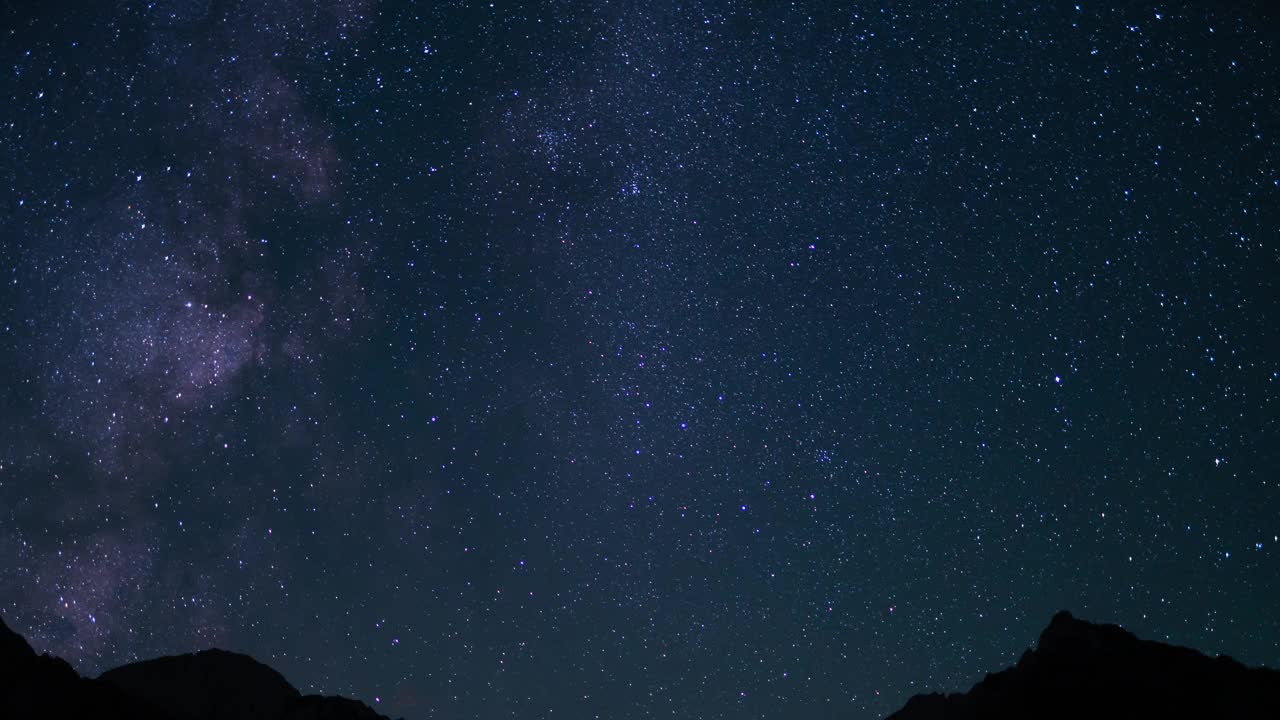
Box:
[886,611,1280,720]
[0,616,169,719]
[0,616,395,720]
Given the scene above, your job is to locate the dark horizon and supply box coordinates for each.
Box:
[5,608,1279,720]
[2,2,1278,719]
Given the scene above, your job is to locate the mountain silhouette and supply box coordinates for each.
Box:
[886,610,1280,720]
[0,615,396,720]
[6,611,1278,719]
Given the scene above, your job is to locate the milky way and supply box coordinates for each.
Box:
[2,3,1278,719]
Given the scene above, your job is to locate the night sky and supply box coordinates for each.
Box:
[2,2,1278,719]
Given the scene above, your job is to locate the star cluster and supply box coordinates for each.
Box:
[1,2,1278,719]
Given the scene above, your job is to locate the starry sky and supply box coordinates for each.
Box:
[1,2,1278,718]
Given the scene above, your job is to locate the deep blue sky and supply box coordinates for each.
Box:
[2,2,1277,719]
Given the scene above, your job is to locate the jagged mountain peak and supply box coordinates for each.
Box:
[886,611,1280,720]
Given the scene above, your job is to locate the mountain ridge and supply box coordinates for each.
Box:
[0,615,397,720]
[886,610,1280,719]
[5,611,1277,719]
